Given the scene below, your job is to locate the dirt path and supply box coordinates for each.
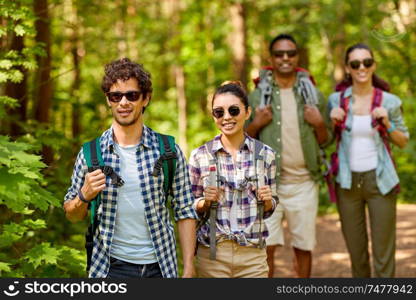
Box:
[272,204,416,277]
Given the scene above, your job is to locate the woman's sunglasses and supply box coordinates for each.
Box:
[106,91,141,103]
[212,105,241,119]
[349,58,374,70]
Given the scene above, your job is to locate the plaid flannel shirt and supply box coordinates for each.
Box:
[189,134,277,247]
[64,125,197,278]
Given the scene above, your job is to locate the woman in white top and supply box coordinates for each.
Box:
[327,43,409,277]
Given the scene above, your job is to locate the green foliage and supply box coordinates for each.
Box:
[0,136,58,211]
[0,136,85,277]
[0,0,85,278]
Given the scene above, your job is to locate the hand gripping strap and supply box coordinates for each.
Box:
[82,138,103,227]
[254,139,266,249]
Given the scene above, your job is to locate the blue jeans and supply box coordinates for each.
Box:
[107,257,163,278]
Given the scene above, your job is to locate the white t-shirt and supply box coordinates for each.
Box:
[110,143,157,264]
[349,115,378,172]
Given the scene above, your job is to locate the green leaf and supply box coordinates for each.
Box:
[22,219,46,230]
[0,95,18,107]
[0,222,27,248]
[24,243,60,268]
[10,151,45,169]
[0,71,9,83]
[14,24,26,36]
[0,262,11,274]
[0,59,13,69]
[8,166,41,179]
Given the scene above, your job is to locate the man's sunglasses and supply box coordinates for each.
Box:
[106,91,142,103]
[212,105,241,119]
[272,50,298,58]
[349,58,374,70]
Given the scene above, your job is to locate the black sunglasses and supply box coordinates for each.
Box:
[212,105,241,119]
[106,91,142,103]
[272,50,298,58]
[349,58,374,70]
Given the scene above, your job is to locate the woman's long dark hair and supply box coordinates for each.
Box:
[335,43,390,92]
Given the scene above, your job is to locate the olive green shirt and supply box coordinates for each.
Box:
[247,71,332,185]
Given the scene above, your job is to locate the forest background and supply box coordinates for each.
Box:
[0,0,415,277]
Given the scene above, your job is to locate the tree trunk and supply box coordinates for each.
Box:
[5,31,27,137]
[69,4,81,149]
[167,0,188,155]
[228,2,248,90]
[333,3,346,83]
[115,0,128,57]
[127,0,138,61]
[174,65,188,156]
[33,0,53,164]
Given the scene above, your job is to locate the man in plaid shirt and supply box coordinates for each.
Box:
[64,58,197,278]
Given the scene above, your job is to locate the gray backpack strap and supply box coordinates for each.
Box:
[297,73,318,106]
[253,139,266,249]
[205,140,219,260]
[258,70,273,108]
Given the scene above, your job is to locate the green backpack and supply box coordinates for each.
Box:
[82,133,177,272]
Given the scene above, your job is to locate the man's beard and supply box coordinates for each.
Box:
[113,111,141,127]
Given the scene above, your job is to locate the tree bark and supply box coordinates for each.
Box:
[167,0,188,155]
[174,65,188,156]
[115,0,128,57]
[333,2,346,83]
[228,2,248,90]
[5,31,27,137]
[69,7,81,148]
[33,0,53,164]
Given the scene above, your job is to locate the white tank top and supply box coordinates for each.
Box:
[349,115,378,172]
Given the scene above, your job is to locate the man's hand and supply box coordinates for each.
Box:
[304,105,324,128]
[253,105,273,128]
[245,105,273,138]
[182,264,196,278]
[330,107,346,125]
[81,169,106,201]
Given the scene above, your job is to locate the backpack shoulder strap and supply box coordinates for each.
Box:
[371,88,384,129]
[83,137,103,171]
[153,133,177,197]
[253,139,266,249]
[339,90,350,129]
[204,138,220,260]
[82,137,103,227]
[205,139,216,163]
[258,69,273,108]
[253,139,264,161]
[334,90,349,144]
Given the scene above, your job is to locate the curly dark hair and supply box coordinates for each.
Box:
[101,57,153,99]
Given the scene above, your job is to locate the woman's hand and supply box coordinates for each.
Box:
[372,106,389,127]
[330,107,346,125]
[196,186,222,213]
[257,185,273,212]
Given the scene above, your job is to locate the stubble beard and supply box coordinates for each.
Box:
[113,110,142,127]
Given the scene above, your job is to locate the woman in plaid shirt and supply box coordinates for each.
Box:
[189,81,278,278]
